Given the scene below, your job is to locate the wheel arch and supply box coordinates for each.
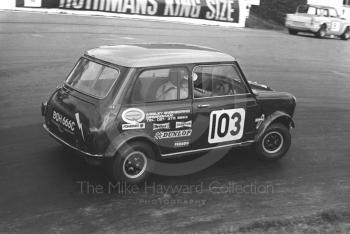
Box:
[105,132,160,159]
[321,22,327,28]
[255,111,295,142]
[318,23,328,31]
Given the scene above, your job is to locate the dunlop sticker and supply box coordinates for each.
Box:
[155,130,192,140]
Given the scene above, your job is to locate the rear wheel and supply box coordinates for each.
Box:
[340,27,350,40]
[288,28,298,35]
[254,123,291,161]
[316,24,327,38]
[106,142,155,184]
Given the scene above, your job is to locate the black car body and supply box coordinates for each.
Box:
[42,44,296,182]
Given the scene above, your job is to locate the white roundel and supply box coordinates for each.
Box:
[122,108,145,124]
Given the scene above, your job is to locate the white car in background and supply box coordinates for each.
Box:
[285,4,350,40]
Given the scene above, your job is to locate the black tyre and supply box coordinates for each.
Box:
[288,28,298,35]
[316,25,327,38]
[340,27,350,41]
[106,142,155,184]
[254,123,291,161]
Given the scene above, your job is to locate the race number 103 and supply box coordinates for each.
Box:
[208,108,246,144]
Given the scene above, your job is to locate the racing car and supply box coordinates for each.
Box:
[286,4,350,40]
[41,44,296,183]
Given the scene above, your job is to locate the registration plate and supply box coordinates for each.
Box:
[293,21,305,27]
[52,110,76,132]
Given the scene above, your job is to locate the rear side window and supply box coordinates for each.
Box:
[130,67,189,103]
[297,5,318,15]
[193,65,248,98]
[298,5,311,14]
[66,58,120,98]
[307,7,316,15]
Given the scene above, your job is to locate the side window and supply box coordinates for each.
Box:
[329,9,338,17]
[193,65,248,98]
[323,9,329,17]
[130,67,189,103]
[316,8,323,16]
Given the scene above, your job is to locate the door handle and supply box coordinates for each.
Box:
[198,104,210,108]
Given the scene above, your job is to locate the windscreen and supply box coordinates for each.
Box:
[66,58,120,98]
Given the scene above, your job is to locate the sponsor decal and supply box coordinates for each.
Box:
[177,115,189,120]
[174,140,190,148]
[122,123,146,130]
[146,109,190,122]
[155,130,192,140]
[59,0,240,23]
[75,113,85,141]
[153,123,170,131]
[122,108,145,124]
[254,114,265,130]
[208,108,246,144]
[175,120,192,129]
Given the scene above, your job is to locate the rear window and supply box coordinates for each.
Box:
[66,58,120,98]
[298,5,316,15]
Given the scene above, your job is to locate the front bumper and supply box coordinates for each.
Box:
[43,123,103,158]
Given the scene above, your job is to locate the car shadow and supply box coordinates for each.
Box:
[48,145,287,189]
[291,32,339,40]
[48,145,110,182]
[152,147,286,184]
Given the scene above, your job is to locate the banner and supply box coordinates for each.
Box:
[58,0,240,23]
[24,0,42,7]
[0,0,16,9]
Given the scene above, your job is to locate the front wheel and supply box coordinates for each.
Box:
[340,27,350,41]
[106,142,155,184]
[254,123,291,161]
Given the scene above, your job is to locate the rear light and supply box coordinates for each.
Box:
[41,101,47,116]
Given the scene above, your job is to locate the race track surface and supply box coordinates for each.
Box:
[0,11,350,233]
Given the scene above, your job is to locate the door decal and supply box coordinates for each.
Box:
[208,108,246,144]
[331,22,340,32]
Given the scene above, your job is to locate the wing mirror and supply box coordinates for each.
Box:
[56,84,63,90]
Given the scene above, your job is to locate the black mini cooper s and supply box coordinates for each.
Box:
[41,44,296,183]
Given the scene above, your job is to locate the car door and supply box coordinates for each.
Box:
[328,8,342,35]
[190,63,262,151]
[120,66,193,156]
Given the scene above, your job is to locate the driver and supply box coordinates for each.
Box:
[214,82,235,96]
[156,68,188,101]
